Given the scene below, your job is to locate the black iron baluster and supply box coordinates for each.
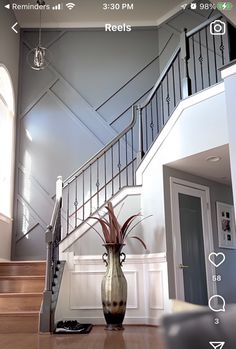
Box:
[150,100,154,143]
[118,139,121,190]
[220,33,225,66]
[145,106,148,151]
[111,146,114,195]
[205,27,211,87]
[96,159,99,209]
[155,90,159,135]
[74,177,78,228]
[198,31,204,90]
[178,54,182,100]
[212,33,218,83]
[66,184,70,236]
[131,127,134,186]
[104,153,107,202]
[161,82,165,127]
[191,36,197,93]
[137,106,144,164]
[172,64,176,107]
[89,164,92,214]
[180,28,191,98]
[125,133,128,186]
[166,72,170,117]
[189,35,197,92]
[82,171,85,221]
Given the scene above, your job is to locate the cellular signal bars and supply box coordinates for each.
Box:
[52,4,62,10]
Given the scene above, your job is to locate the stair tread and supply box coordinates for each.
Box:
[0,311,39,316]
[0,261,46,264]
[0,292,43,297]
[0,275,45,279]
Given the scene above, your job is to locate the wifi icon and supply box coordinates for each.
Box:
[66,2,75,10]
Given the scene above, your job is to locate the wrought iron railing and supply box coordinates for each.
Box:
[137,14,230,156]
[62,106,137,236]
[61,14,231,238]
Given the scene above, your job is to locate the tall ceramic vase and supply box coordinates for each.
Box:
[101,243,127,330]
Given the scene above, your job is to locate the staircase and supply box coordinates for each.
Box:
[28,14,235,332]
[0,261,46,333]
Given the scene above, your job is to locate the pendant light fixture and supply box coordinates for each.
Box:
[27,0,51,71]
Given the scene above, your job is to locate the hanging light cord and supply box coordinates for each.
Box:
[37,0,45,46]
[38,9,42,47]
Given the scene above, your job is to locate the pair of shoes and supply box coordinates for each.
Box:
[55,320,86,333]
[56,320,79,329]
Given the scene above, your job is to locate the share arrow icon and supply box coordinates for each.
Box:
[209,342,225,349]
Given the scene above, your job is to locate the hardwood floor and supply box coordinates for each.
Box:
[0,326,166,349]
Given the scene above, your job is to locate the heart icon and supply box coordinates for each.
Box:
[208,252,225,268]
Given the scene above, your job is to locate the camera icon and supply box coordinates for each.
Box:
[210,20,226,35]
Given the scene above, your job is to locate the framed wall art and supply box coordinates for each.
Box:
[216,202,236,249]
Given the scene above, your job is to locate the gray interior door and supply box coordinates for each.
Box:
[178,193,208,305]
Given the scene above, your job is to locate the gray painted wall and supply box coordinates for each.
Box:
[13,27,160,260]
[0,1,19,260]
[163,166,236,304]
[12,7,214,260]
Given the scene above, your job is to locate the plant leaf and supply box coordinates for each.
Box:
[90,217,111,243]
[121,214,140,237]
[97,210,110,226]
[105,202,121,243]
[124,215,153,240]
[117,202,125,219]
[76,217,105,243]
[130,236,147,250]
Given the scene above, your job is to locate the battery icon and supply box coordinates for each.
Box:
[217,2,233,10]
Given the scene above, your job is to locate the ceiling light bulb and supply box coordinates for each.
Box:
[33,46,46,69]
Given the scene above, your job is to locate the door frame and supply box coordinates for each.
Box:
[170,177,216,302]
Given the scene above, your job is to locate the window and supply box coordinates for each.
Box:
[0,65,15,218]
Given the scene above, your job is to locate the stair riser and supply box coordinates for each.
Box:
[0,315,39,333]
[0,295,42,312]
[0,279,45,293]
[0,263,46,276]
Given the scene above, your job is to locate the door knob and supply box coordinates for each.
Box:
[179,264,190,269]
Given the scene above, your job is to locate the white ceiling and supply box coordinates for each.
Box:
[10,0,192,28]
[167,144,232,186]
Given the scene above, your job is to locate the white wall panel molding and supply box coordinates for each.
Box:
[55,252,169,325]
[16,194,47,228]
[22,39,118,143]
[49,78,118,144]
[70,270,104,310]
[49,86,113,146]
[148,270,164,310]
[18,163,53,199]
[19,78,59,119]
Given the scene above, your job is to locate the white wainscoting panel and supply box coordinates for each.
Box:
[55,253,169,325]
[148,270,164,310]
[70,271,104,310]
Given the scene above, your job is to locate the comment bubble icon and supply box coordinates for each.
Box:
[208,295,225,312]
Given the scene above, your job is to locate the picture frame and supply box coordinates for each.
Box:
[216,202,236,249]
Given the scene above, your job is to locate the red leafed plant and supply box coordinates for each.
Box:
[89,201,149,250]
